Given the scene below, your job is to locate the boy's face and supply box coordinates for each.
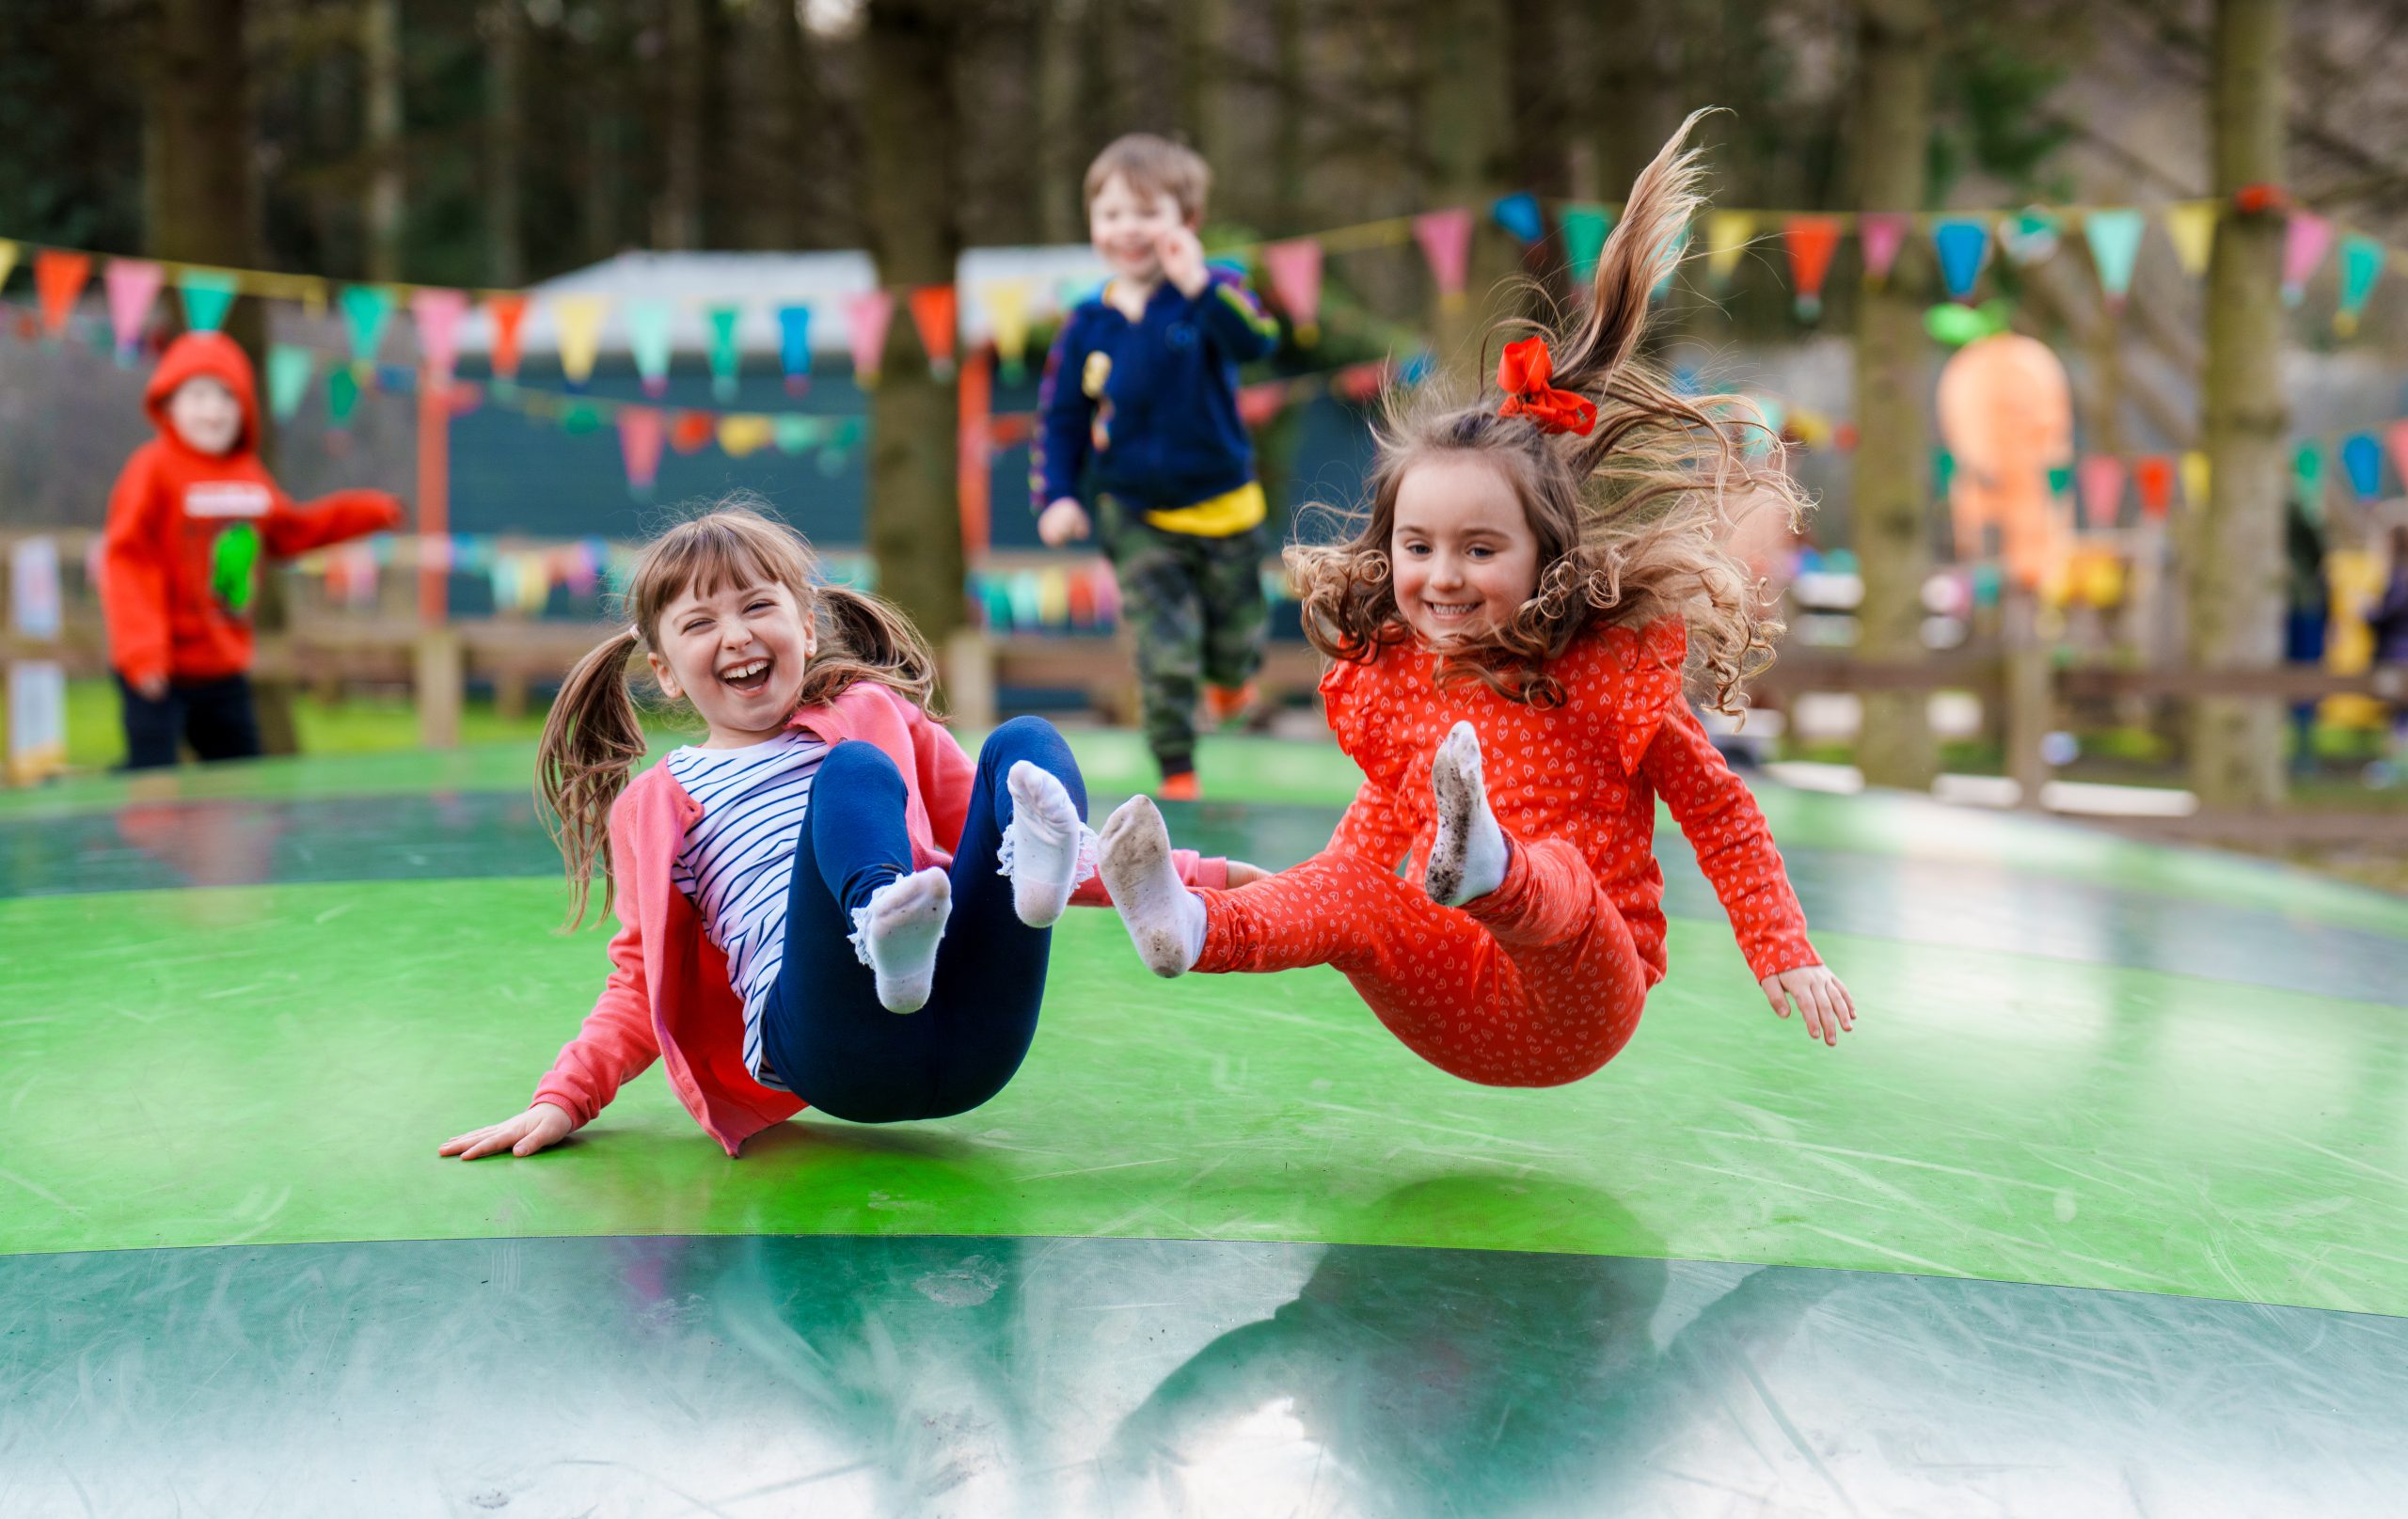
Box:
[1088,172,1192,285]
[167,376,243,456]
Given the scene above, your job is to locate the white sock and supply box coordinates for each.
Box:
[1097,795,1206,977]
[998,760,1095,929]
[1426,721,1509,908]
[848,866,951,1013]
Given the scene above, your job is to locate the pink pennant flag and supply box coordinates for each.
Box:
[1263,238,1324,340]
[1859,214,1910,285]
[847,290,896,384]
[617,406,665,497]
[1414,209,1473,309]
[2282,213,2332,305]
[2384,419,2408,492]
[103,259,163,356]
[409,288,470,386]
[2076,455,2126,530]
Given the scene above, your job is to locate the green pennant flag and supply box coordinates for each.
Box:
[266,345,315,421]
[1936,449,1957,497]
[327,366,361,427]
[705,305,742,402]
[340,285,395,362]
[562,402,604,435]
[774,414,820,455]
[1560,203,1612,282]
[177,268,241,333]
[2336,234,2384,336]
[2046,463,2074,498]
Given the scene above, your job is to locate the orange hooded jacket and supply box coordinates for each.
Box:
[101,332,404,687]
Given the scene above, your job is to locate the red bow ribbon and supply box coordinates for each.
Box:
[1496,337,1596,436]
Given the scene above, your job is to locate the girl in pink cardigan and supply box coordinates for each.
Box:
[440,505,1232,1160]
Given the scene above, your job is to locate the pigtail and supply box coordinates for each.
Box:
[536,626,647,929]
[794,583,941,714]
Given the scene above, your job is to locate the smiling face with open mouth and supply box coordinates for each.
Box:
[648,577,818,749]
[1389,453,1544,651]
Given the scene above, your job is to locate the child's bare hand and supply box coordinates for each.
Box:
[1038,498,1092,546]
[133,673,169,701]
[440,1103,575,1160]
[1225,860,1270,887]
[1761,966,1856,1046]
[1156,226,1209,296]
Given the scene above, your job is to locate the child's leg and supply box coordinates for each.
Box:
[117,675,182,770]
[1196,524,1269,701]
[1101,496,1206,783]
[183,674,264,763]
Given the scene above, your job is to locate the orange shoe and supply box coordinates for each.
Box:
[1158,771,1202,802]
[1204,681,1259,727]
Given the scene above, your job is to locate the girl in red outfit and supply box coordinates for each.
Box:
[1097,114,1856,1087]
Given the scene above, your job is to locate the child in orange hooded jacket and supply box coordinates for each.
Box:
[101,331,404,767]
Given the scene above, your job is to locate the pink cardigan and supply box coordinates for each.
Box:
[531,684,1228,1155]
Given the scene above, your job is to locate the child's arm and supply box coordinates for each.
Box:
[99,451,174,697]
[260,484,405,557]
[1187,264,1282,365]
[1032,318,1095,544]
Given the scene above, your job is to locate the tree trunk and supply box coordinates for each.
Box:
[2188,0,2289,809]
[1416,0,1515,387]
[1848,0,1940,791]
[361,0,404,281]
[482,0,525,286]
[863,0,966,655]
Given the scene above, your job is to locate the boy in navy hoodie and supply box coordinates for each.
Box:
[1033,134,1281,799]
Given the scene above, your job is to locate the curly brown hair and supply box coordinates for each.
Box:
[1285,109,1807,714]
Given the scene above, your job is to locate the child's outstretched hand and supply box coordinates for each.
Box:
[439,1102,575,1161]
[1761,966,1856,1046]
[1038,498,1092,546]
[1156,225,1210,297]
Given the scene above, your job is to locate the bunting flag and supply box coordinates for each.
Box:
[339,284,395,362]
[1860,213,1910,286]
[626,299,674,396]
[1262,239,1323,343]
[1560,203,1612,283]
[705,304,742,400]
[2388,419,2408,489]
[1491,192,1545,246]
[408,288,468,386]
[177,267,240,333]
[981,281,1029,382]
[2281,213,2332,306]
[2083,209,2146,309]
[776,304,814,394]
[718,413,774,456]
[2046,463,2073,498]
[908,285,958,377]
[326,365,361,429]
[1704,212,1754,286]
[266,345,315,421]
[2293,441,2324,520]
[103,259,162,359]
[775,414,818,454]
[2164,201,2217,277]
[1414,208,1473,309]
[1782,215,1842,321]
[2180,451,2210,510]
[2341,432,2383,498]
[34,250,89,335]
[485,294,529,382]
[2076,454,2126,530]
[1997,208,2062,267]
[616,405,663,498]
[0,241,17,294]
[551,295,606,386]
[670,410,716,453]
[1932,219,1990,301]
[2335,234,2384,337]
[560,401,604,435]
[847,290,895,385]
[2131,455,2175,521]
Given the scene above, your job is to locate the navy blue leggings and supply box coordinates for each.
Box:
[759,716,1085,1124]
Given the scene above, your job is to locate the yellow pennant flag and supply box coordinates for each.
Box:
[983,279,1033,373]
[0,241,17,293]
[2164,202,2217,277]
[2180,451,2210,509]
[550,296,608,385]
[718,414,775,457]
[1705,212,1755,286]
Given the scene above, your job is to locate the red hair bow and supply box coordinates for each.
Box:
[1496,337,1596,436]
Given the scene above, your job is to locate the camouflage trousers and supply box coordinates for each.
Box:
[1099,494,1270,778]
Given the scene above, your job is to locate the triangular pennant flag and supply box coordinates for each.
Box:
[1997,208,2062,267]
[776,304,814,394]
[1491,192,1545,246]
[561,401,604,435]
[909,285,958,377]
[2335,233,2384,337]
[2046,463,2073,498]
[1935,448,1957,498]
[981,281,1029,382]
[34,250,91,335]
[103,259,163,359]
[485,294,529,381]
[340,284,395,361]
[1560,203,1612,282]
[2132,455,2176,521]
[1932,219,1991,300]
[718,414,774,457]
[176,267,241,333]
[266,345,315,421]
[774,414,820,454]
[847,290,895,385]
[551,295,606,386]
[705,304,742,401]
[2341,432,2383,498]
[2164,202,2217,277]
[1860,213,1910,285]
[620,408,664,498]
[409,288,469,386]
[2179,451,2210,511]
[1261,239,1323,343]
[1704,212,1754,286]
[2293,439,2325,509]
[626,300,673,397]
[669,410,715,454]
[2082,208,2146,309]
[2387,420,2408,491]
[1782,215,1842,320]
[2281,213,2332,306]
[2076,455,2126,530]
[0,241,17,293]
[1415,208,1474,309]
[327,365,362,428]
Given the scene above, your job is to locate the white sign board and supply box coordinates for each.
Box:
[8,659,66,784]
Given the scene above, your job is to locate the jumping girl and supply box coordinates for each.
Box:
[1096,114,1855,1089]
[441,504,1231,1160]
